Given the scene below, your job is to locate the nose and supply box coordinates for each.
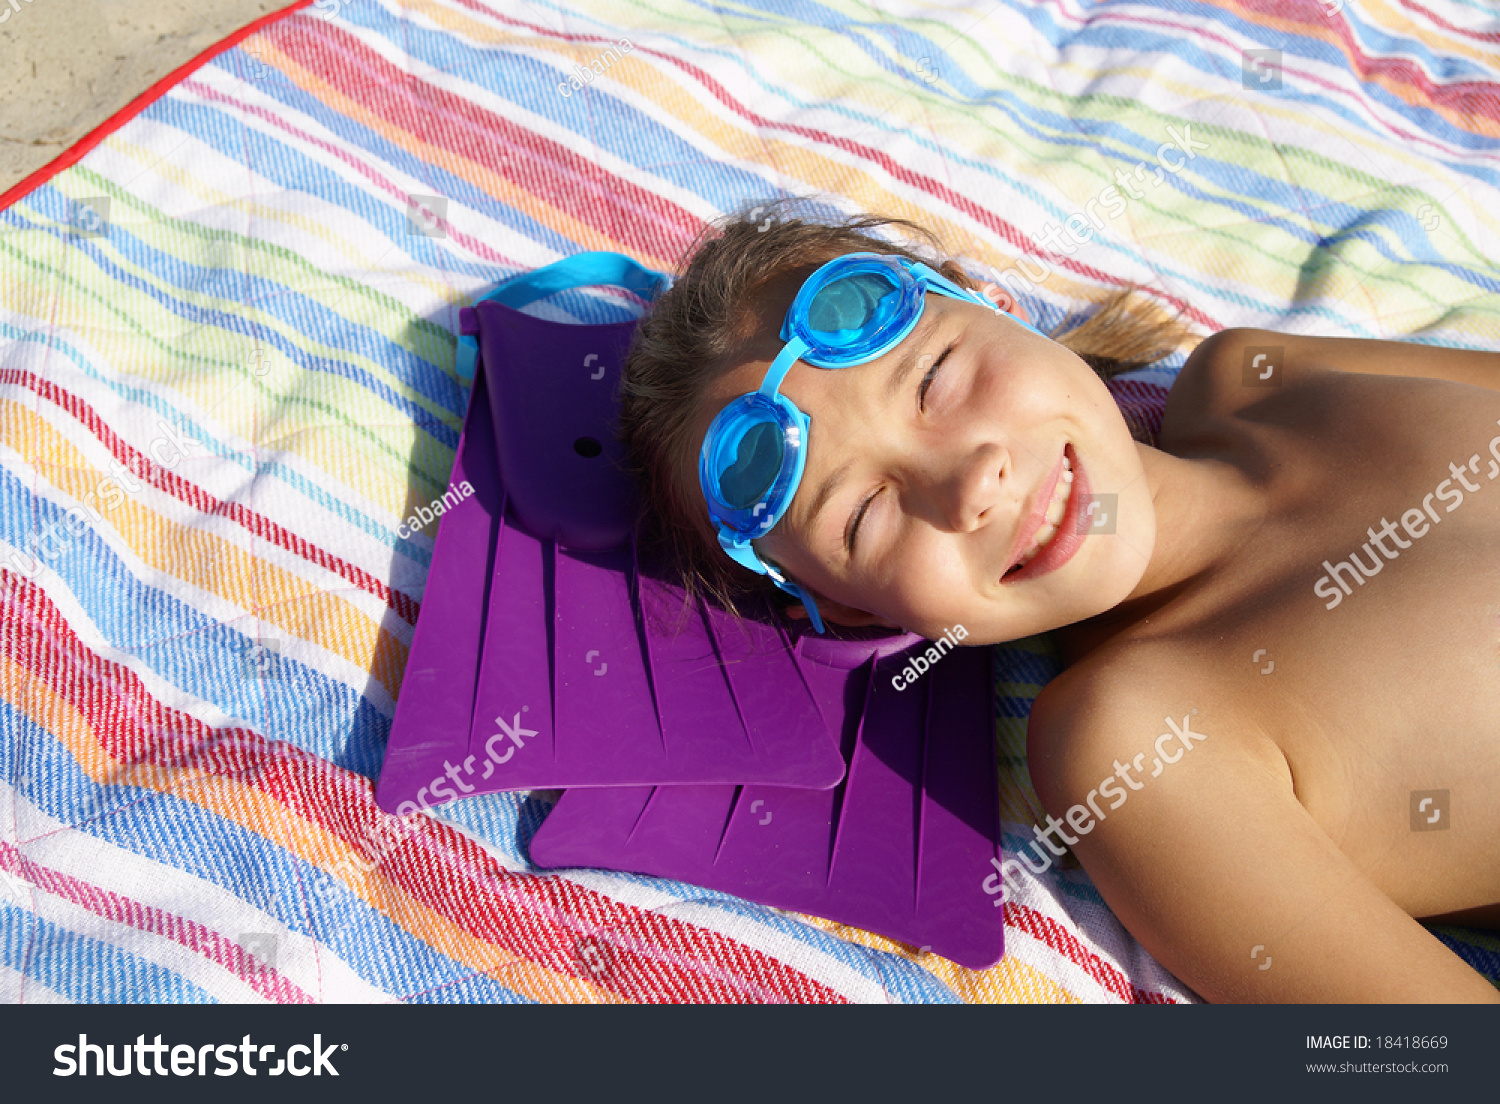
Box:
[925,443,1004,532]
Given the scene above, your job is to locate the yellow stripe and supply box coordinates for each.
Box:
[796,914,1081,1003]
[4,399,405,701]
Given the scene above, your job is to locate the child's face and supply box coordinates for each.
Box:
[693,269,1158,644]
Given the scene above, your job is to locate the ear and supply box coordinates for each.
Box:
[978,283,1033,324]
[936,259,1032,324]
[785,598,902,631]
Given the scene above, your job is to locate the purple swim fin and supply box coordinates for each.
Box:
[529,633,1005,969]
[465,290,845,790]
[378,254,848,811]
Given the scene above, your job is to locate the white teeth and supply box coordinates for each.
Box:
[1012,455,1074,570]
[1020,522,1057,565]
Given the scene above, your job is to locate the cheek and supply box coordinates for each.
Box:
[865,538,969,614]
[971,347,1068,415]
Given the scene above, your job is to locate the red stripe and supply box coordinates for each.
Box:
[269,20,705,267]
[1007,901,1178,1004]
[441,1,1222,331]
[1403,0,1500,45]
[0,570,846,1004]
[1231,0,1500,125]
[0,1,316,212]
[1,368,419,627]
[0,841,313,1002]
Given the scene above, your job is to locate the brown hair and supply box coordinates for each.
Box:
[617,199,1194,622]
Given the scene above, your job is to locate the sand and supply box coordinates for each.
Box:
[1,0,286,194]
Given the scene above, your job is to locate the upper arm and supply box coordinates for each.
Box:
[1028,676,1500,1003]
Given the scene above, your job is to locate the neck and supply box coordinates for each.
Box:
[1053,443,1265,668]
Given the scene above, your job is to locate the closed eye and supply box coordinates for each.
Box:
[846,339,960,557]
[918,340,957,412]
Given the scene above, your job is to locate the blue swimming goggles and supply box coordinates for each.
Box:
[698,251,1047,633]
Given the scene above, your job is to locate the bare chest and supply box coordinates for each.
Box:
[1158,371,1500,913]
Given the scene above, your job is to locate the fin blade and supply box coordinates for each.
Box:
[468,503,555,783]
[532,640,1007,968]
[821,653,924,933]
[553,543,664,771]
[378,371,501,813]
[635,573,751,758]
[706,602,846,788]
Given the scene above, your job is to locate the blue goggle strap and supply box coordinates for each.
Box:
[909,260,1048,338]
[456,251,673,383]
[908,259,990,310]
[717,522,827,634]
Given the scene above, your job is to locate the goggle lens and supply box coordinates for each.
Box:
[719,419,784,510]
[805,269,900,343]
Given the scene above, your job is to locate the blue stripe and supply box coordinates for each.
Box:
[0,700,533,1003]
[0,901,217,1004]
[0,471,392,776]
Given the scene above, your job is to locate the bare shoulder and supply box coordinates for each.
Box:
[1172,326,1500,431]
[1025,657,1500,1003]
[1026,649,1210,804]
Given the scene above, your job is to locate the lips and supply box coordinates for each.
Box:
[1001,443,1087,583]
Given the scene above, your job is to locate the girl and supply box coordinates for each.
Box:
[617,203,1500,1003]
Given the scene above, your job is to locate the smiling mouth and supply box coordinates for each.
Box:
[1003,451,1075,577]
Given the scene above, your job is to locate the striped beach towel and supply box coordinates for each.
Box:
[3,0,1498,1003]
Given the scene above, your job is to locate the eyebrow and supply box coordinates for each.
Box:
[798,308,942,553]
